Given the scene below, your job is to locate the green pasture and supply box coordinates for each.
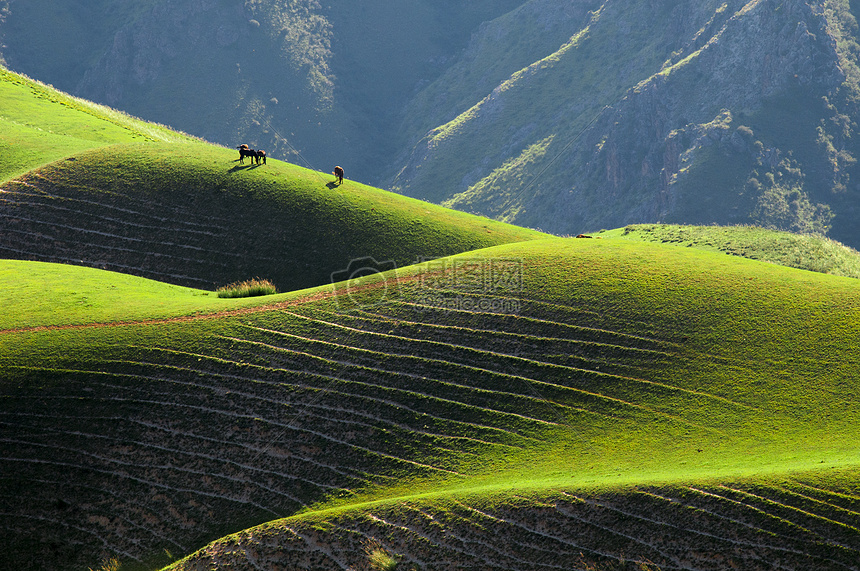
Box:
[306,238,860,504]
[3,63,860,570]
[5,237,860,497]
[150,236,860,570]
[0,260,301,332]
[4,141,544,293]
[4,231,860,571]
[605,223,860,278]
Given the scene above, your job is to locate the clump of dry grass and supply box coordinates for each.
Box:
[364,538,400,571]
[216,278,277,298]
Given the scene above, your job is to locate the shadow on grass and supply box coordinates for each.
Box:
[229,163,260,173]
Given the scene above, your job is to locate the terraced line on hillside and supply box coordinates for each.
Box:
[0,162,324,290]
[4,178,233,227]
[0,173,260,287]
[1,180,225,235]
[3,407,345,498]
[121,356,517,454]
[225,326,606,424]
[128,345,535,449]
[297,306,760,414]
[234,315,724,436]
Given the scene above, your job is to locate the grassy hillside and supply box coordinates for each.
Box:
[0,66,545,293]
[3,238,860,570]
[603,223,860,279]
[3,62,860,571]
[0,142,544,292]
[0,66,194,182]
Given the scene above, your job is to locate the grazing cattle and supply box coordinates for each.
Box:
[254,150,267,165]
[333,165,344,185]
[236,144,256,164]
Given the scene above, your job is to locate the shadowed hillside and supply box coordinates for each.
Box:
[0,66,543,293]
[0,143,543,292]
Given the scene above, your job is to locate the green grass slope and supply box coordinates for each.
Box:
[603,223,860,279]
[0,142,544,292]
[3,237,860,570]
[0,66,195,182]
[0,260,299,332]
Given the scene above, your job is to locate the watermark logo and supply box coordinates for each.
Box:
[415,257,523,314]
[330,256,398,310]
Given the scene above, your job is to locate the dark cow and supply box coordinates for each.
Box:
[236,144,256,164]
[333,165,344,185]
[254,150,267,165]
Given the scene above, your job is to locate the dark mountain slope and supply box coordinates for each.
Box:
[391,0,859,242]
[0,0,522,184]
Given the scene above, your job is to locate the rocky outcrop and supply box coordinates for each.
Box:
[551,0,845,232]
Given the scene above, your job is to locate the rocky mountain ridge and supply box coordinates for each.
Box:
[392,0,859,243]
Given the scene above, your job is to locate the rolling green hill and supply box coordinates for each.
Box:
[0,66,195,182]
[0,142,543,292]
[0,67,544,293]
[3,238,860,570]
[604,223,860,279]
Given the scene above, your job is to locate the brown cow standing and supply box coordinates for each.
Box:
[333,166,344,185]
